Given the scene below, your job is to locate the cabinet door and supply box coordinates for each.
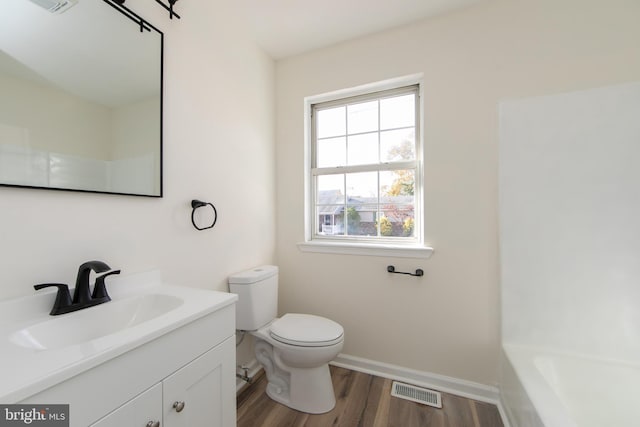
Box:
[163,336,236,427]
[90,383,162,427]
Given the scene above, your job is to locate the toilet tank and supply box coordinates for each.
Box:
[228,265,278,330]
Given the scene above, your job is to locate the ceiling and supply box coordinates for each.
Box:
[238,0,483,59]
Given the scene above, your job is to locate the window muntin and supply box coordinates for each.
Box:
[311,85,420,243]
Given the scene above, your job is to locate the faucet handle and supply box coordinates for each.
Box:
[92,270,121,300]
[34,283,72,315]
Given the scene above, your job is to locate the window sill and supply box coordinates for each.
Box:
[297,241,434,259]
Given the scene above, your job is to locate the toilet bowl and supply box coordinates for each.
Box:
[252,314,343,413]
[228,266,344,414]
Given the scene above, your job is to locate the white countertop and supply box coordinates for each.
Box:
[0,270,237,403]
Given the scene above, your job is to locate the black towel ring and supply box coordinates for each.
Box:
[191,199,217,231]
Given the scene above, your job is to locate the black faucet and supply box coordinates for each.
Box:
[34,261,121,315]
[73,261,111,304]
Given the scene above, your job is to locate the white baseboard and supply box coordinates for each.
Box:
[330,353,499,403]
[498,392,514,427]
[237,353,510,427]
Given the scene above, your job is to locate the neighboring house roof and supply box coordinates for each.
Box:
[317,190,413,220]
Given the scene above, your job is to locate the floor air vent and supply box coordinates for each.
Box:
[391,381,442,408]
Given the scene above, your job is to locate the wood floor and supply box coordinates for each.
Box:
[237,366,504,427]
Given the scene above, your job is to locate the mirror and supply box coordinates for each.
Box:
[0,0,163,197]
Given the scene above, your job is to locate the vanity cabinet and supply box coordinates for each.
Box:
[90,384,162,427]
[163,338,235,427]
[90,337,235,427]
[20,302,237,427]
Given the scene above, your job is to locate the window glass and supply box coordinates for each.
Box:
[380,94,415,130]
[317,136,346,167]
[347,101,378,134]
[347,133,378,166]
[345,204,378,236]
[380,129,415,162]
[316,175,344,235]
[346,171,378,199]
[317,107,345,138]
[380,169,415,199]
[317,174,344,199]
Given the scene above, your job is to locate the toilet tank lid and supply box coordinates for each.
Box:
[228,265,278,284]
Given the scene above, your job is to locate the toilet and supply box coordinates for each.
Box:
[228,265,344,414]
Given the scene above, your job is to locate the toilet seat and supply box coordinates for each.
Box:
[270,313,344,347]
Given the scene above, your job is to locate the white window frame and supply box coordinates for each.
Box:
[298,75,433,259]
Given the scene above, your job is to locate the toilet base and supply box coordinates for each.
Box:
[265,364,336,414]
[254,338,338,414]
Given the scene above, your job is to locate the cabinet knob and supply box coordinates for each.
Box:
[146,422,160,427]
[173,401,185,413]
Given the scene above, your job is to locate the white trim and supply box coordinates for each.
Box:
[297,241,433,258]
[303,74,426,248]
[313,160,417,176]
[498,391,514,427]
[305,73,424,105]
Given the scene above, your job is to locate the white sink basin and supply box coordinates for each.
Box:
[9,294,183,351]
[0,270,238,403]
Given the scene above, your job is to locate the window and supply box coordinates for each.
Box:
[301,80,431,257]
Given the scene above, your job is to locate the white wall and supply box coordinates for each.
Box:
[0,0,275,311]
[275,0,640,386]
[500,82,640,362]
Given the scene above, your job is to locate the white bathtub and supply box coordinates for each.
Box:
[501,344,640,427]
